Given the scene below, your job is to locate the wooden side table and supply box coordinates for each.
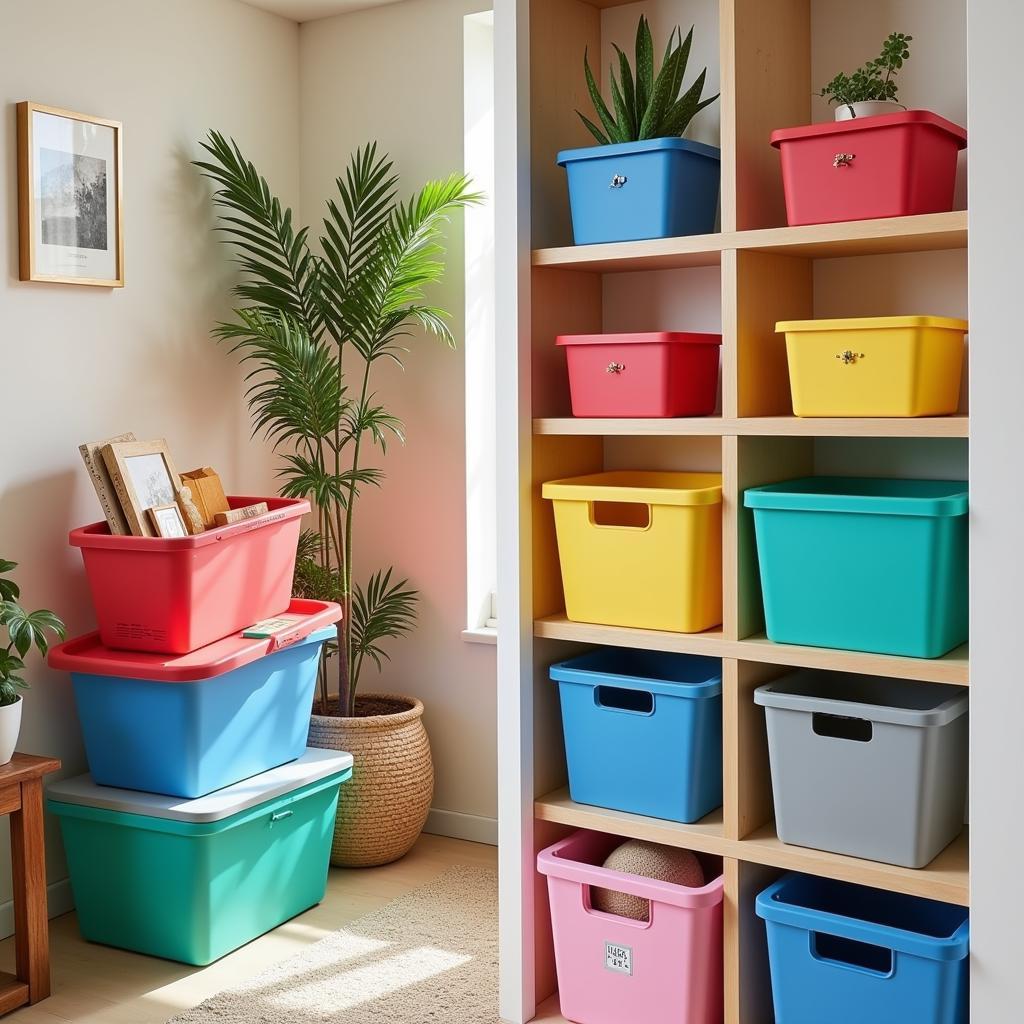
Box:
[0,754,60,1015]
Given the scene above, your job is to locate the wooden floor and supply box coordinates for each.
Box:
[0,834,496,1024]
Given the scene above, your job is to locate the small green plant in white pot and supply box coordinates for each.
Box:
[819,32,913,121]
[0,560,66,764]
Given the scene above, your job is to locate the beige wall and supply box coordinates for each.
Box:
[0,0,299,919]
[299,0,497,836]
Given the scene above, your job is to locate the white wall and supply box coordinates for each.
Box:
[968,0,1024,1017]
[299,0,497,839]
[0,0,299,924]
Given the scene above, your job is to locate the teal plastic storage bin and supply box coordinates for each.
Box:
[744,478,968,658]
[48,748,353,965]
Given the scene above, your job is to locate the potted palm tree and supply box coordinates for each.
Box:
[0,560,66,763]
[196,134,479,867]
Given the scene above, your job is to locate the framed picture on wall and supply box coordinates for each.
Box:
[16,101,123,287]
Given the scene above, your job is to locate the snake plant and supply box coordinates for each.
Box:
[578,15,719,145]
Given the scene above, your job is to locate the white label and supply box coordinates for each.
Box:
[605,941,633,976]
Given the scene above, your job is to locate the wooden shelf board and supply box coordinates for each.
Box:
[533,995,569,1023]
[532,233,724,273]
[738,634,970,686]
[533,791,967,907]
[534,617,969,685]
[0,975,29,1016]
[533,416,969,438]
[536,788,726,856]
[740,824,969,907]
[531,212,968,274]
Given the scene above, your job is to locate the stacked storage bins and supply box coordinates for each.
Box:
[48,500,351,964]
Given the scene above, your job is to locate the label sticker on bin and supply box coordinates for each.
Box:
[605,942,633,976]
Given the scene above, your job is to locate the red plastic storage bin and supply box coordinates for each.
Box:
[557,332,721,417]
[770,111,967,226]
[71,496,309,654]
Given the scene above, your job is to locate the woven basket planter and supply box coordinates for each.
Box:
[308,694,434,868]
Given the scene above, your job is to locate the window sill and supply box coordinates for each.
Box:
[461,627,497,646]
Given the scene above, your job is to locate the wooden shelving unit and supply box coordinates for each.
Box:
[497,1,970,1022]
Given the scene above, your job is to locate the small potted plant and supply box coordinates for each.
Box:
[819,32,912,120]
[558,15,720,245]
[0,560,66,764]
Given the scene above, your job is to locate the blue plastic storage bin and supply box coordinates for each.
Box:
[744,477,968,657]
[557,138,721,245]
[48,748,353,965]
[757,873,969,1024]
[550,648,722,823]
[48,600,341,798]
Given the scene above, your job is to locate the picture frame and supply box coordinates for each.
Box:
[146,504,189,540]
[17,101,123,287]
[100,440,182,538]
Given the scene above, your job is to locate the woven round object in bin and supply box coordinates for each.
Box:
[592,839,705,921]
[308,694,434,868]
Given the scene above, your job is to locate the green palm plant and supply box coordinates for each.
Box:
[578,15,718,145]
[195,133,481,717]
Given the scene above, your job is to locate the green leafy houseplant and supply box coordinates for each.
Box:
[819,32,913,110]
[578,15,718,145]
[195,134,480,718]
[0,560,66,708]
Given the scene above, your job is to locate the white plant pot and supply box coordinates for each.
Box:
[835,101,905,121]
[0,697,22,765]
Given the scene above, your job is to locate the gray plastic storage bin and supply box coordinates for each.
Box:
[755,672,968,868]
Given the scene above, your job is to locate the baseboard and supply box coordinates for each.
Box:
[423,807,498,846]
[0,876,74,940]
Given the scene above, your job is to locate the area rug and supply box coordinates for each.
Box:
[170,864,499,1024]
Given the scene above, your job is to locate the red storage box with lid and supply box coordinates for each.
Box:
[70,495,309,655]
[557,332,722,418]
[770,111,967,226]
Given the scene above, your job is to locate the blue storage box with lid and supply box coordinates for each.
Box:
[550,648,722,823]
[744,477,968,658]
[48,599,341,798]
[756,873,969,1024]
[48,748,353,965]
[557,138,721,245]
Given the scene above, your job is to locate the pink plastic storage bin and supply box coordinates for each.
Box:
[70,496,309,655]
[538,830,723,1024]
[557,332,721,418]
[770,111,967,226]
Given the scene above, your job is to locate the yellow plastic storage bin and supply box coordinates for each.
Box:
[542,471,722,633]
[777,315,967,417]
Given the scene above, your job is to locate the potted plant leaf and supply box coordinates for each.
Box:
[0,560,66,764]
[196,134,479,867]
[819,32,913,120]
[558,15,720,245]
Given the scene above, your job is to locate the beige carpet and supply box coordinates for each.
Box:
[170,865,498,1024]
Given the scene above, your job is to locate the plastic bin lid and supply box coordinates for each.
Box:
[776,315,968,335]
[542,471,722,506]
[557,137,721,166]
[550,648,722,698]
[769,110,967,148]
[46,747,354,823]
[743,477,968,517]
[754,670,967,728]
[69,496,310,552]
[556,332,722,347]
[47,599,341,682]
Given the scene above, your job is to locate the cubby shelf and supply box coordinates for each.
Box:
[534,788,969,907]
[534,615,970,686]
[533,417,969,438]
[531,211,968,274]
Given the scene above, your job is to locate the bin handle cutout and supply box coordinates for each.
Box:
[810,930,894,978]
[590,501,651,530]
[595,685,655,716]
[812,712,873,743]
[581,885,654,931]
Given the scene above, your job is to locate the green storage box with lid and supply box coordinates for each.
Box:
[47,747,353,965]
[744,477,968,658]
